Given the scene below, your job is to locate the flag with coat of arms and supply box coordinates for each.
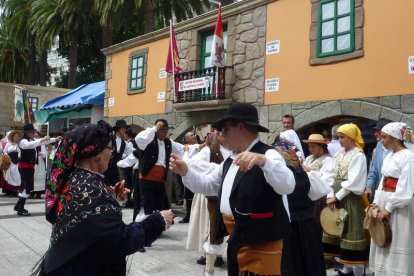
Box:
[210,4,225,68]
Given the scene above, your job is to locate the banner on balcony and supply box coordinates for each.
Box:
[210,4,225,68]
[178,76,211,92]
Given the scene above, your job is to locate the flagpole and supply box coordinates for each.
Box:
[170,19,177,102]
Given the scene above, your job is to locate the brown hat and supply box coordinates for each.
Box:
[7,130,22,143]
[302,134,327,144]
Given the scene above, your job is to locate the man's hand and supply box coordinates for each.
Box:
[55,136,63,142]
[365,188,373,199]
[326,197,337,210]
[183,144,189,152]
[169,153,188,176]
[160,209,174,229]
[41,136,50,142]
[377,209,391,221]
[155,121,164,131]
[233,152,266,172]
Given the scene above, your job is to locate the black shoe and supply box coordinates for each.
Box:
[196,256,206,265]
[137,247,146,253]
[334,269,355,276]
[17,211,31,216]
[13,205,19,212]
[178,217,189,223]
[214,256,224,267]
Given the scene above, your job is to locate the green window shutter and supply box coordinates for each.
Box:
[317,0,355,57]
[201,29,228,69]
[129,54,145,91]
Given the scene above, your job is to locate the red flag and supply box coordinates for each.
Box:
[166,22,181,74]
[210,4,225,67]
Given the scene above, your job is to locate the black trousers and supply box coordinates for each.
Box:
[18,167,35,193]
[138,179,170,215]
[227,242,241,276]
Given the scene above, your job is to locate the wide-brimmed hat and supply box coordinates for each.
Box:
[372,118,392,130]
[7,130,22,142]
[303,134,327,144]
[155,119,173,131]
[212,103,269,133]
[23,124,35,132]
[113,119,128,130]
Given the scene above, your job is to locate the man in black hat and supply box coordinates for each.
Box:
[170,103,295,276]
[104,119,134,186]
[14,124,62,216]
[365,118,392,199]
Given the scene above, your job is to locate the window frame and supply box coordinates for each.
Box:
[29,96,39,111]
[200,27,228,69]
[317,0,355,58]
[127,48,148,95]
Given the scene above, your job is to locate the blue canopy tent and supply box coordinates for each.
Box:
[34,81,105,125]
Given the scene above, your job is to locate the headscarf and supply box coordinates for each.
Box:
[45,120,112,224]
[381,122,412,141]
[337,123,364,150]
[280,129,304,153]
[273,141,302,173]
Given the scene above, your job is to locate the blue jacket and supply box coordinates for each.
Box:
[366,142,388,190]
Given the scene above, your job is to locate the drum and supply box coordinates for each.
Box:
[320,207,340,236]
[0,155,11,171]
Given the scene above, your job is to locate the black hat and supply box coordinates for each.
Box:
[155,119,173,130]
[23,124,35,132]
[113,119,128,130]
[372,118,392,130]
[212,103,269,133]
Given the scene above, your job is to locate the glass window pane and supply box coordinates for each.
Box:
[138,57,143,67]
[205,35,213,54]
[337,16,351,33]
[223,30,228,50]
[322,20,334,36]
[130,79,136,89]
[337,34,351,50]
[131,69,137,79]
[338,0,351,15]
[204,56,212,69]
[137,78,142,88]
[132,58,137,69]
[137,68,143,77]
[322,2,335,20]
[321,38,334,53]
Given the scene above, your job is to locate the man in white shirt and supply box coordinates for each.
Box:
[170,103,295,276]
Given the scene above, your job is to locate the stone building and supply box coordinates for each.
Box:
[102,0,414,151]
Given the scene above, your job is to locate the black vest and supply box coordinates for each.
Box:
[286,167,313,221]
[139,137,172,179]
[213,141,291,244]
[19,138,37,164]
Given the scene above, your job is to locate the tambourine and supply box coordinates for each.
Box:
[320,207,340,236]
[0,155,11,171]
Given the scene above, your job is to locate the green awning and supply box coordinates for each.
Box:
[34,105,92,125]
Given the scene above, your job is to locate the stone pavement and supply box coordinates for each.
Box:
[0,194,372,276]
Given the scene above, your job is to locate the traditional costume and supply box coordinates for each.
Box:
[3,130,21,192]
[369,122,414,275]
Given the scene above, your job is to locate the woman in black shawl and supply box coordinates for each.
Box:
[34,121,173,276]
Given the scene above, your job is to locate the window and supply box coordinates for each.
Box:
[317,0,354,57]
[29,97,39,111]
[128,48,148,94]
[201,29,228,69]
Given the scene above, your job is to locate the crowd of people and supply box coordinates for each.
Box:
[1,102,414,276]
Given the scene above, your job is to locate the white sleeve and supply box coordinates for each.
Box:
[261,149,295,195]
[335,153,367,200]
[307,157,335,200]
[182,161,222,196]
[19,138,42,149]
[385,158,414,212]
[135,127,156,150]
[122,141,135,158]
[117,153,139,168]
[171,140,184,158]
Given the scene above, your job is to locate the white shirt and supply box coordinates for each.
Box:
[115,135,134,159]
[19,137,57,161]
[327,140,341,157]
[182,138,295,216]
[135,126,185,168]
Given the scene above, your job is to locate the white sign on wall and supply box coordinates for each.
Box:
[108,98,115,106]
[178,76,210,92]
[159,68,167,78]
[266,40,280,55]
[265,78,280,92]
[157,92,165,102]
[409,56,414,74]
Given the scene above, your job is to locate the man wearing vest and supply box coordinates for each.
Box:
[104,119,134,186]
[135,119,184,220]
[14,124,61,216]
[170,103,295,276]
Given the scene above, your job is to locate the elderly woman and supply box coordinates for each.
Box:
[279,129,305,162]
[302,134,333,233]
[369,122,414,275]
[34,121,173,276]
[322,123,368,276]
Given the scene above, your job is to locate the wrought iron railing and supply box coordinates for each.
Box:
[174,67,226,103]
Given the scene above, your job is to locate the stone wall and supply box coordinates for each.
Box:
[0,82,69,132]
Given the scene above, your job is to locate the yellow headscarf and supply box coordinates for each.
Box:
[337,123,364,150]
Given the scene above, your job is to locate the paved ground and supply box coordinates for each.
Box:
[0,194,372,276]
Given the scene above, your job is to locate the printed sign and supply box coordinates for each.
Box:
[159,68,167,78]
[157,92,165,102]
[266,40,280,55]
[179,76,211,92]
[108,98,115,106]
[265,78,279,92]
[409,56,414,74]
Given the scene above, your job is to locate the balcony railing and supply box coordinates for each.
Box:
[174,67,226,103]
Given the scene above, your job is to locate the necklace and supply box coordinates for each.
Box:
[76,166,105,178]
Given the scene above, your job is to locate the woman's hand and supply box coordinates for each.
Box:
[113,180,130,202]
[377,210,391,221]
[302,164,310,172]
[160,209,174,229]
[326,197,337,210]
